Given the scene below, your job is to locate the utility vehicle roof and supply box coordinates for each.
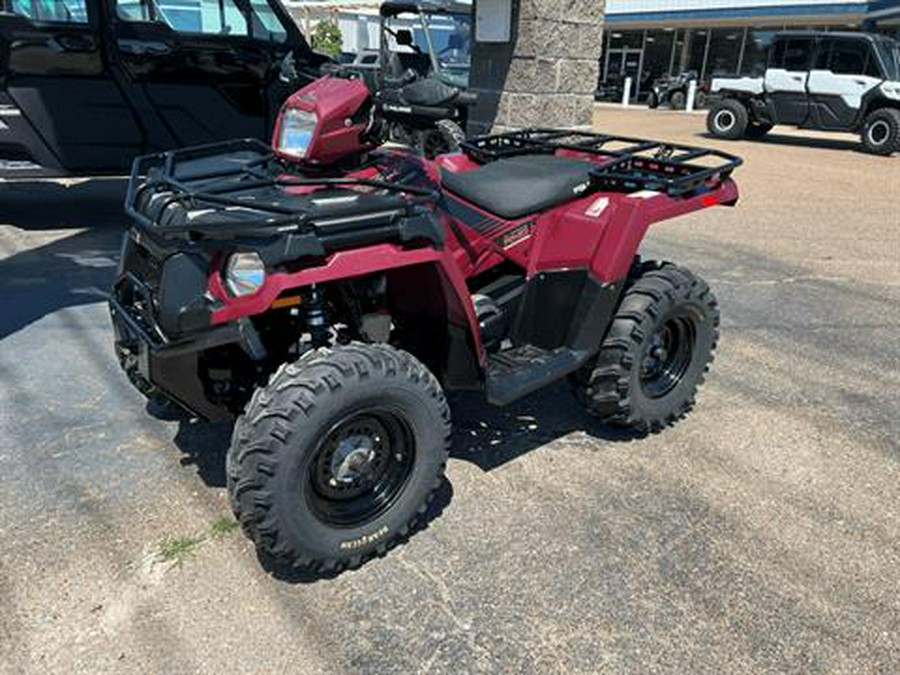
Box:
[380,1,472,18]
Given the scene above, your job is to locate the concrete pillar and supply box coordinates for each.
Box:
[468,0,606,135]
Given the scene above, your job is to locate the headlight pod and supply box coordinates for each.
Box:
[277,108,317,159]
[225,252,266,297]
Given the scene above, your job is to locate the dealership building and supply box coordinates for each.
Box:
[600,0,900,100]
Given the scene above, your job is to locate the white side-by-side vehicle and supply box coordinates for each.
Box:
[707,31,900,155]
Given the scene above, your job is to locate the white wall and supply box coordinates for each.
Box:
[337,12,380,53]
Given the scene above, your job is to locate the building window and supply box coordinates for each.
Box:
[642,29,677,83]
[684,29,709,76]
[606,30,643,51]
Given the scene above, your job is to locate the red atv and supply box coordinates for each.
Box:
[111,71,741,573]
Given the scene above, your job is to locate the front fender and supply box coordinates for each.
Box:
[210,242,486,387]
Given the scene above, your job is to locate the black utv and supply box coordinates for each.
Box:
[0,0,325,175]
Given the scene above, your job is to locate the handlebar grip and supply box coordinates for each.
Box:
[456,91,478,107]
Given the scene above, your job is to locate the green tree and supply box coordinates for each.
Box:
[311,19,343,59]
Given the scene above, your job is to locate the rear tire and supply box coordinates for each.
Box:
[861,108,900,156]
[695,90,708,109]
[570,262,719,434]
[647,91,660,109]
[706,99,749,140]
[670,90,686,110]
[227,344,451,573]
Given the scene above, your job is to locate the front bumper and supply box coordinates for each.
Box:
[110,234,247,421]
[110,288,242,421]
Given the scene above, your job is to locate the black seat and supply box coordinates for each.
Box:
[399,78,459,107]
[441,154,593,220]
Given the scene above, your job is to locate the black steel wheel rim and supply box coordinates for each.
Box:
[640,312,698,399]
[306,409,415,527]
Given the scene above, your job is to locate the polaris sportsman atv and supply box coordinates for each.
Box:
[110,73,742,573]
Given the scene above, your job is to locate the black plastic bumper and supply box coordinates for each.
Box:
[110,294,241,421]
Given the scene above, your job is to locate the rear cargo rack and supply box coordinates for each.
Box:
[125,139,440,240]
[460,129,742,197]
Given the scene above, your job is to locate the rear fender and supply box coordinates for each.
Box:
[577,179,740,283]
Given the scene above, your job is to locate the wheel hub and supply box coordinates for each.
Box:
[640,314,697,399]
[330,436,377,484]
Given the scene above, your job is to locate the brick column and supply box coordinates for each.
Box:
[468,0,605,135]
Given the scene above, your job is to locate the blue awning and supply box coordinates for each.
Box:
[607,3,870,26]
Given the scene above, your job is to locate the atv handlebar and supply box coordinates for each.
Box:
[456,90,478,107]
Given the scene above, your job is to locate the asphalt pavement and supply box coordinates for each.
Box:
[1,109,899,674]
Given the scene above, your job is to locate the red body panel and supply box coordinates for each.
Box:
[208,145,738,368]
[272,76,373,166]
[210,242,488,363]
[226,78,742,369]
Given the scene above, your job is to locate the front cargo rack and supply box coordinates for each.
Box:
[460,129,742,197]
[125,138,441,242]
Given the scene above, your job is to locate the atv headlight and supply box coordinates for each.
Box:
[225,252,266,297]
[277,108,317,159]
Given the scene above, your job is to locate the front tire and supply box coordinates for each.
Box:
[745,121,774,139]
[707,99,749,140]
[861,108,900,156]
[420,119,466,159]
[670,90,686,110]
[227,344,451,573]
[647,91,660,109]
[570,262,719,434]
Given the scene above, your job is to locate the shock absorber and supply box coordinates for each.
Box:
[305,284,330,348]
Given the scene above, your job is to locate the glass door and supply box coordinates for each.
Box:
[605,47,644,100]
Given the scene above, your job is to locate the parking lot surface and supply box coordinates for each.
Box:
[1,108,899,674]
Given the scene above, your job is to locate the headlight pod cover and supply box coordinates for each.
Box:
[277,108,317,159]
[225,252,266,297]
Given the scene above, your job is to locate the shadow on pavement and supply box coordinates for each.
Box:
[448,384,639,471]
[167,381,638,583]
[169,382,638,492]
[0,179,128,340]
[697,131,865,153]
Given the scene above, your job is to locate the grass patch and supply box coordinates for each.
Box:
[155,516,240,566]
[158,536,204,565]
[209,516,239,539]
